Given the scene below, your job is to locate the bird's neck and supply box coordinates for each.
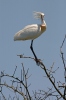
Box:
[40,20,46,33]
[41,20,46,26]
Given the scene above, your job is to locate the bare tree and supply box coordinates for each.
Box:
[0,35,66,100]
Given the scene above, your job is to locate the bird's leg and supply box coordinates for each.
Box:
[30,40,40,65]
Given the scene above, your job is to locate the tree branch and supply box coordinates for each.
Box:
[0,83,26,99]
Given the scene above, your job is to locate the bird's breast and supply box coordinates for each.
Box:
[40,25,46,33]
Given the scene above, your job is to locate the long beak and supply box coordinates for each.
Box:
[41,15,45,24]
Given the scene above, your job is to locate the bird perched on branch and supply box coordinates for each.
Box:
[14,11,47,65]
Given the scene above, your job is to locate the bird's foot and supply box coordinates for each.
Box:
[35,58,41,66]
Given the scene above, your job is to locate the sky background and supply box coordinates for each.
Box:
[0,0,66,99]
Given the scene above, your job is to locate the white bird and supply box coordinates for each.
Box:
[14,11,47,64]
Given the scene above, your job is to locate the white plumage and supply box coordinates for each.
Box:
[14,11,46,41]
[14,11,47,64]
[14,24,42,40]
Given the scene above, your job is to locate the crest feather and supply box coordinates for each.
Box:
[33,11,44,19]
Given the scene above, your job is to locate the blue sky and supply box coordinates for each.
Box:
[0,0,66,99]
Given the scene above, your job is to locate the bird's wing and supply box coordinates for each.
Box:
[14,24,41,40]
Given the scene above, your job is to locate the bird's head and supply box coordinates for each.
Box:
[33,11,45,19]
[41,14,44,21]
[33,11,45,24]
